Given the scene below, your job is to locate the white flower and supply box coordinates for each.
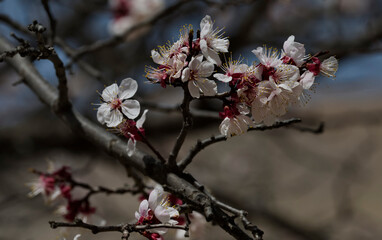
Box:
[135,186,179,234]
[273,64,300,85]
[97,78,140,128]
[219,114,253,137]
[252,47,282,69]
[181,55,217,98]
[252,77,301,125]
[282,35,307,67]
[320,56,338,78]
[27,175,61,203]
[126,109,148,157]
[200,15,229,66]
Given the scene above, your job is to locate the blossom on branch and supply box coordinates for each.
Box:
[306,56,339,78]
[118,109,148,156]
[97,78,140,127]
[199,15,229,66]
[27,163,72,204]
[135,186,180,239]
[219,105,253,137]
[282,35,307,67]
[182,55,217,98]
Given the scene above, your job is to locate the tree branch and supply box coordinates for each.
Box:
[49,219,188,235]
[0,35,256,240]
[178,118,302,171]
[168,85,193,168]
[27,21,71,112]
[41,0,57,44]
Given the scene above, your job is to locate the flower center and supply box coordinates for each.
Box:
[110,98,122,110]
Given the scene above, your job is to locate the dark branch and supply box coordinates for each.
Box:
[41,0,57,44]
[49,219,188,235]
[178,118,301,171]
[288,122,324,134]
[168,85,193,168]
[28,21,71,112]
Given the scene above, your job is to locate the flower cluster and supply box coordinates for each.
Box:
[217,35,338,136]
[146,15,229,97]
[97,78,147,156]
[27,163,98,223]
[146,16,338,137]
[135,186,180,240]
[109,0,164,35]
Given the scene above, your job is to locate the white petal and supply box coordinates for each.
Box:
[127,138,136,157]
[200,15,212,39]
[181,67,190,82]
[214,73,232,82]
[197,79,217,96]
[154,205,171,223]
[106,110,123,127]
[237,115,254,128]
[121,100,140,119]
[219,117,230,136]
[211,38,229,53]
[188,81,200,98]
[237,102,250,115]
[189,55,203,71]
[200,39,208,55]
[198,61,214,77]
[234,64,249,73]
[139,199,149,217]
[148,188,159,210]
[203,47,221,66]
[166,207,179,218]
[168,219,179,225]
[251,47,263,60]
[321,56,338,78]
[135,211,141,220]
[101,83,119,102]
[119,78,138,100]
[251,99,268,123]
[300,71,315,89]
[97,103,111,125]
[73,234,81,240]
[151,49,164,65]
[136,109,148,129]
[283,35,295,52]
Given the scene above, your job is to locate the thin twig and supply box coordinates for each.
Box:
[28,21,71,112]
[137,131,166,163]
[168,85,193,168]
[41,0,57,44]
[49,219,188,234]
[140,100,220,119]
[178,118,301,171]
[288,122,324,134]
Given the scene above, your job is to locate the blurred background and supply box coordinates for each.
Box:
[0,0,382,239]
